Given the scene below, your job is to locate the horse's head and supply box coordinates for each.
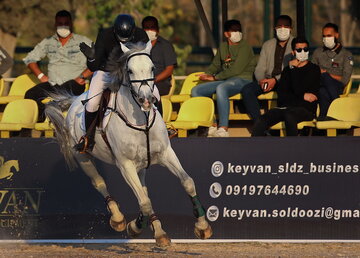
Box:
[121,41,156,111]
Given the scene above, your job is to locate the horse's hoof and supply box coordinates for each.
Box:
[194,224,213,239]
[155,234,171,247]
[126,221,142,238]
[110,217,126,232]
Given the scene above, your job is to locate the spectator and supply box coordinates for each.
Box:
[23,10,93,122]
[241,15,294,122]
[312,23,353,120]
[191,19,256,137]
[0,46,13,77]
[75,14,152,152]
[141,16,177,96]
[252,37,320,136]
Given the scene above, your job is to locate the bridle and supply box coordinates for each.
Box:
[125,52,155,100]
[108,51,157,169]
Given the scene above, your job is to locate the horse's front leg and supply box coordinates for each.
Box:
[75,152,126,231]
[161,146,213,239]
[118,161,170,246]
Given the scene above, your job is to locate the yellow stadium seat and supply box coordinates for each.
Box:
[339,78,352,98]
[161,75,176,99]
[170,72,204,104]
[0,78,4,96]
[213,90,278,121]
[170,97,214,137]
[0,74,37,104]
[161,97,172,123]
[270,105,319,136]
[0,99,38,138]
[316,97,360,136]
[271,120,316,137]
[34,117,55,138]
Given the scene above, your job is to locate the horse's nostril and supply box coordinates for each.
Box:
[138,97,144,103]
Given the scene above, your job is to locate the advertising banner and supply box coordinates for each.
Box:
[0,137,359,240]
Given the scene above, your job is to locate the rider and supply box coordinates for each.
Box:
[75,14,154,153]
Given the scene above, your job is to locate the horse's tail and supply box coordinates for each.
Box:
[44,90,78,170]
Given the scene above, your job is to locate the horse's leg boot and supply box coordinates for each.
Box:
[74,110,98,153]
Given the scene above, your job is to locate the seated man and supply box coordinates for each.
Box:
[311,23,353,120]
[241,15,294,122]
[141,16,177,97]
[252,37,320,136]
[191,19,256,137]
[23,10,93,121]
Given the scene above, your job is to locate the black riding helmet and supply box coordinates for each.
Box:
[114,14,135,43]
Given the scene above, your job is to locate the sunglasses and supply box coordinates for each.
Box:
[295,47,309,53]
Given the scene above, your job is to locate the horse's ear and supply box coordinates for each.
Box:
[144,40,152,54]
[120,42,130,53]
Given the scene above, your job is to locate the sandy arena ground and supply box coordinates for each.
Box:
[1,242,360,257]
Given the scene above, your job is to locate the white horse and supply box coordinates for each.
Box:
[45,41,212,246]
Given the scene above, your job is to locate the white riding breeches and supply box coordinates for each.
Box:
[85,70,161,113]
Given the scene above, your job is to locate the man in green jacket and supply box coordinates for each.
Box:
[191,19,256,137]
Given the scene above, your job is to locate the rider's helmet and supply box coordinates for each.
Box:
[114,14,136,43]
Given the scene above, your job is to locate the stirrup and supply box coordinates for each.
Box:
[166,123,178,139]
[74,135,93,154]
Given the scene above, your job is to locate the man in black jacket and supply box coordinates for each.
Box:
[252,37,321,136]
[75,14,150,152]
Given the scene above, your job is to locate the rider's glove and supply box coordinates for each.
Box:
[79,42,95,61]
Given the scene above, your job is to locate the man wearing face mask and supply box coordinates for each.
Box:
[241,15,294,122]
[191,19,256,137]
[141,16,177,96]
[252,37,320,136]
[311,23,353,120]
[23,10,93,122]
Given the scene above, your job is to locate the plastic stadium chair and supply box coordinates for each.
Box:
[339,78,352,98]
[161,75,176,99]
[0,78,4,96]
[0,99,38,138]
[170,97,214,137]
[161,97,173,123]
[214,90,278,121]
[270,105,319,137]
[170,72,204,104]
[34,117,55,138]
[0,74,37,104]
[316,97,360,136]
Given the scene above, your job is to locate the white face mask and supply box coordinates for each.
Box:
[57,26,71,38]
[295,50,309,62]
[323,36,336,49]
[276,27,291,41]
[145,30,158,41]
[229,31,242,43]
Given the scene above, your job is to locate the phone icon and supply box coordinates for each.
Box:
[209,182,222,198]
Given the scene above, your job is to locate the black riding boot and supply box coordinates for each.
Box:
[74,110,98,153]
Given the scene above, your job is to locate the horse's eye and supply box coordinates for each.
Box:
[128,70,133,74]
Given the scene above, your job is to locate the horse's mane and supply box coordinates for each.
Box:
[105,42,148,92]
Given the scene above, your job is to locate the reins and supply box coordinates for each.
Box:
[110,52,156,169]
[106,105,156,169]
[82,51,157,169]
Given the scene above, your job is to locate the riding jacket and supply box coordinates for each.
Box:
[87,26,149,72]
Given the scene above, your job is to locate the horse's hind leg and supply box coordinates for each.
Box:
[161,146,213,239]
[118,162,170,247]
[75,153,126,231]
